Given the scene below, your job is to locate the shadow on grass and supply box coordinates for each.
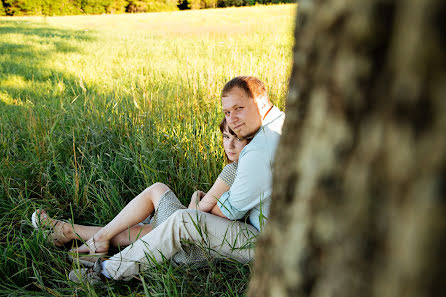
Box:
[0,20,94,40]
[0,20,99,196]
[0,21,95,102]
[0,21,101,293]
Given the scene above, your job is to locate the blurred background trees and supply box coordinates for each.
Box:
[0,0,296,15]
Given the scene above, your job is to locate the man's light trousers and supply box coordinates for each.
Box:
[105,209,259,280]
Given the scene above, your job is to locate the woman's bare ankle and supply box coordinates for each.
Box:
[92,232,109,243]
[61,222,75,241]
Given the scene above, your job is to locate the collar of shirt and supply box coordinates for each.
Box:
[250,106,284,138]
[262,106,283,127]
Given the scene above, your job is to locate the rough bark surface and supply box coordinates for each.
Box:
[248,0,446,297]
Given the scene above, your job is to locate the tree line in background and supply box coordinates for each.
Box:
[0,0,294,15]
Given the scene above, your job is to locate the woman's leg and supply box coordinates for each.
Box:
[66,222,154,246]
[32,209,102,246]
[110,224,153,247]
[35,182,169,249]
[34,210,154,246]
[74,182,170,253]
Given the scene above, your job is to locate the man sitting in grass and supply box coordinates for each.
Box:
[69,76,285,283]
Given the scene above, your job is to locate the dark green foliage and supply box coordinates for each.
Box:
[0,1,6,15]
[41,0,83,15]
[0,0,296,15]
[2,0,35,15]
[0,0,176,15]
[179,0,296,10]
[81,0,109,14]
[217,0,246,8]
[126,0,178,12]
[106,0,128,13]
[2,0,83,15]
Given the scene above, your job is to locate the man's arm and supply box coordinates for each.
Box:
[216,147,271,220]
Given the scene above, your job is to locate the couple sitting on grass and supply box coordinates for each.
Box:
[32,76,285,284]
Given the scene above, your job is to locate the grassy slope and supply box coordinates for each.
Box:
[0,4,295,296]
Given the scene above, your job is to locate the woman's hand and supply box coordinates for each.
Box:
[188,190,206,209]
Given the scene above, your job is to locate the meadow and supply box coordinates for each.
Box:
[0,4,295,296]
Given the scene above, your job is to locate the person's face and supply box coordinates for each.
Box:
[221,87,262,139]
[222,125,248,162]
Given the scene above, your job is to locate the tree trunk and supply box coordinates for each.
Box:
[248,0,446,297]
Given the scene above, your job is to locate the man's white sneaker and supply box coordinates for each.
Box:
[69,259,106,285]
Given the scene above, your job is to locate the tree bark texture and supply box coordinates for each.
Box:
[248,0,446,297]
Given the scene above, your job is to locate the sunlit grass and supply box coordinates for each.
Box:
[0,4,296,296]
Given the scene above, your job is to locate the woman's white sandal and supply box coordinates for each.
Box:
[69,237,109,267]
[31,209,69,247]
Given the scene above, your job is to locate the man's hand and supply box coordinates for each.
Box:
[188,190,206,209]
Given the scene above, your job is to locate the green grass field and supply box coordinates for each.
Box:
[0,4,295,296]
